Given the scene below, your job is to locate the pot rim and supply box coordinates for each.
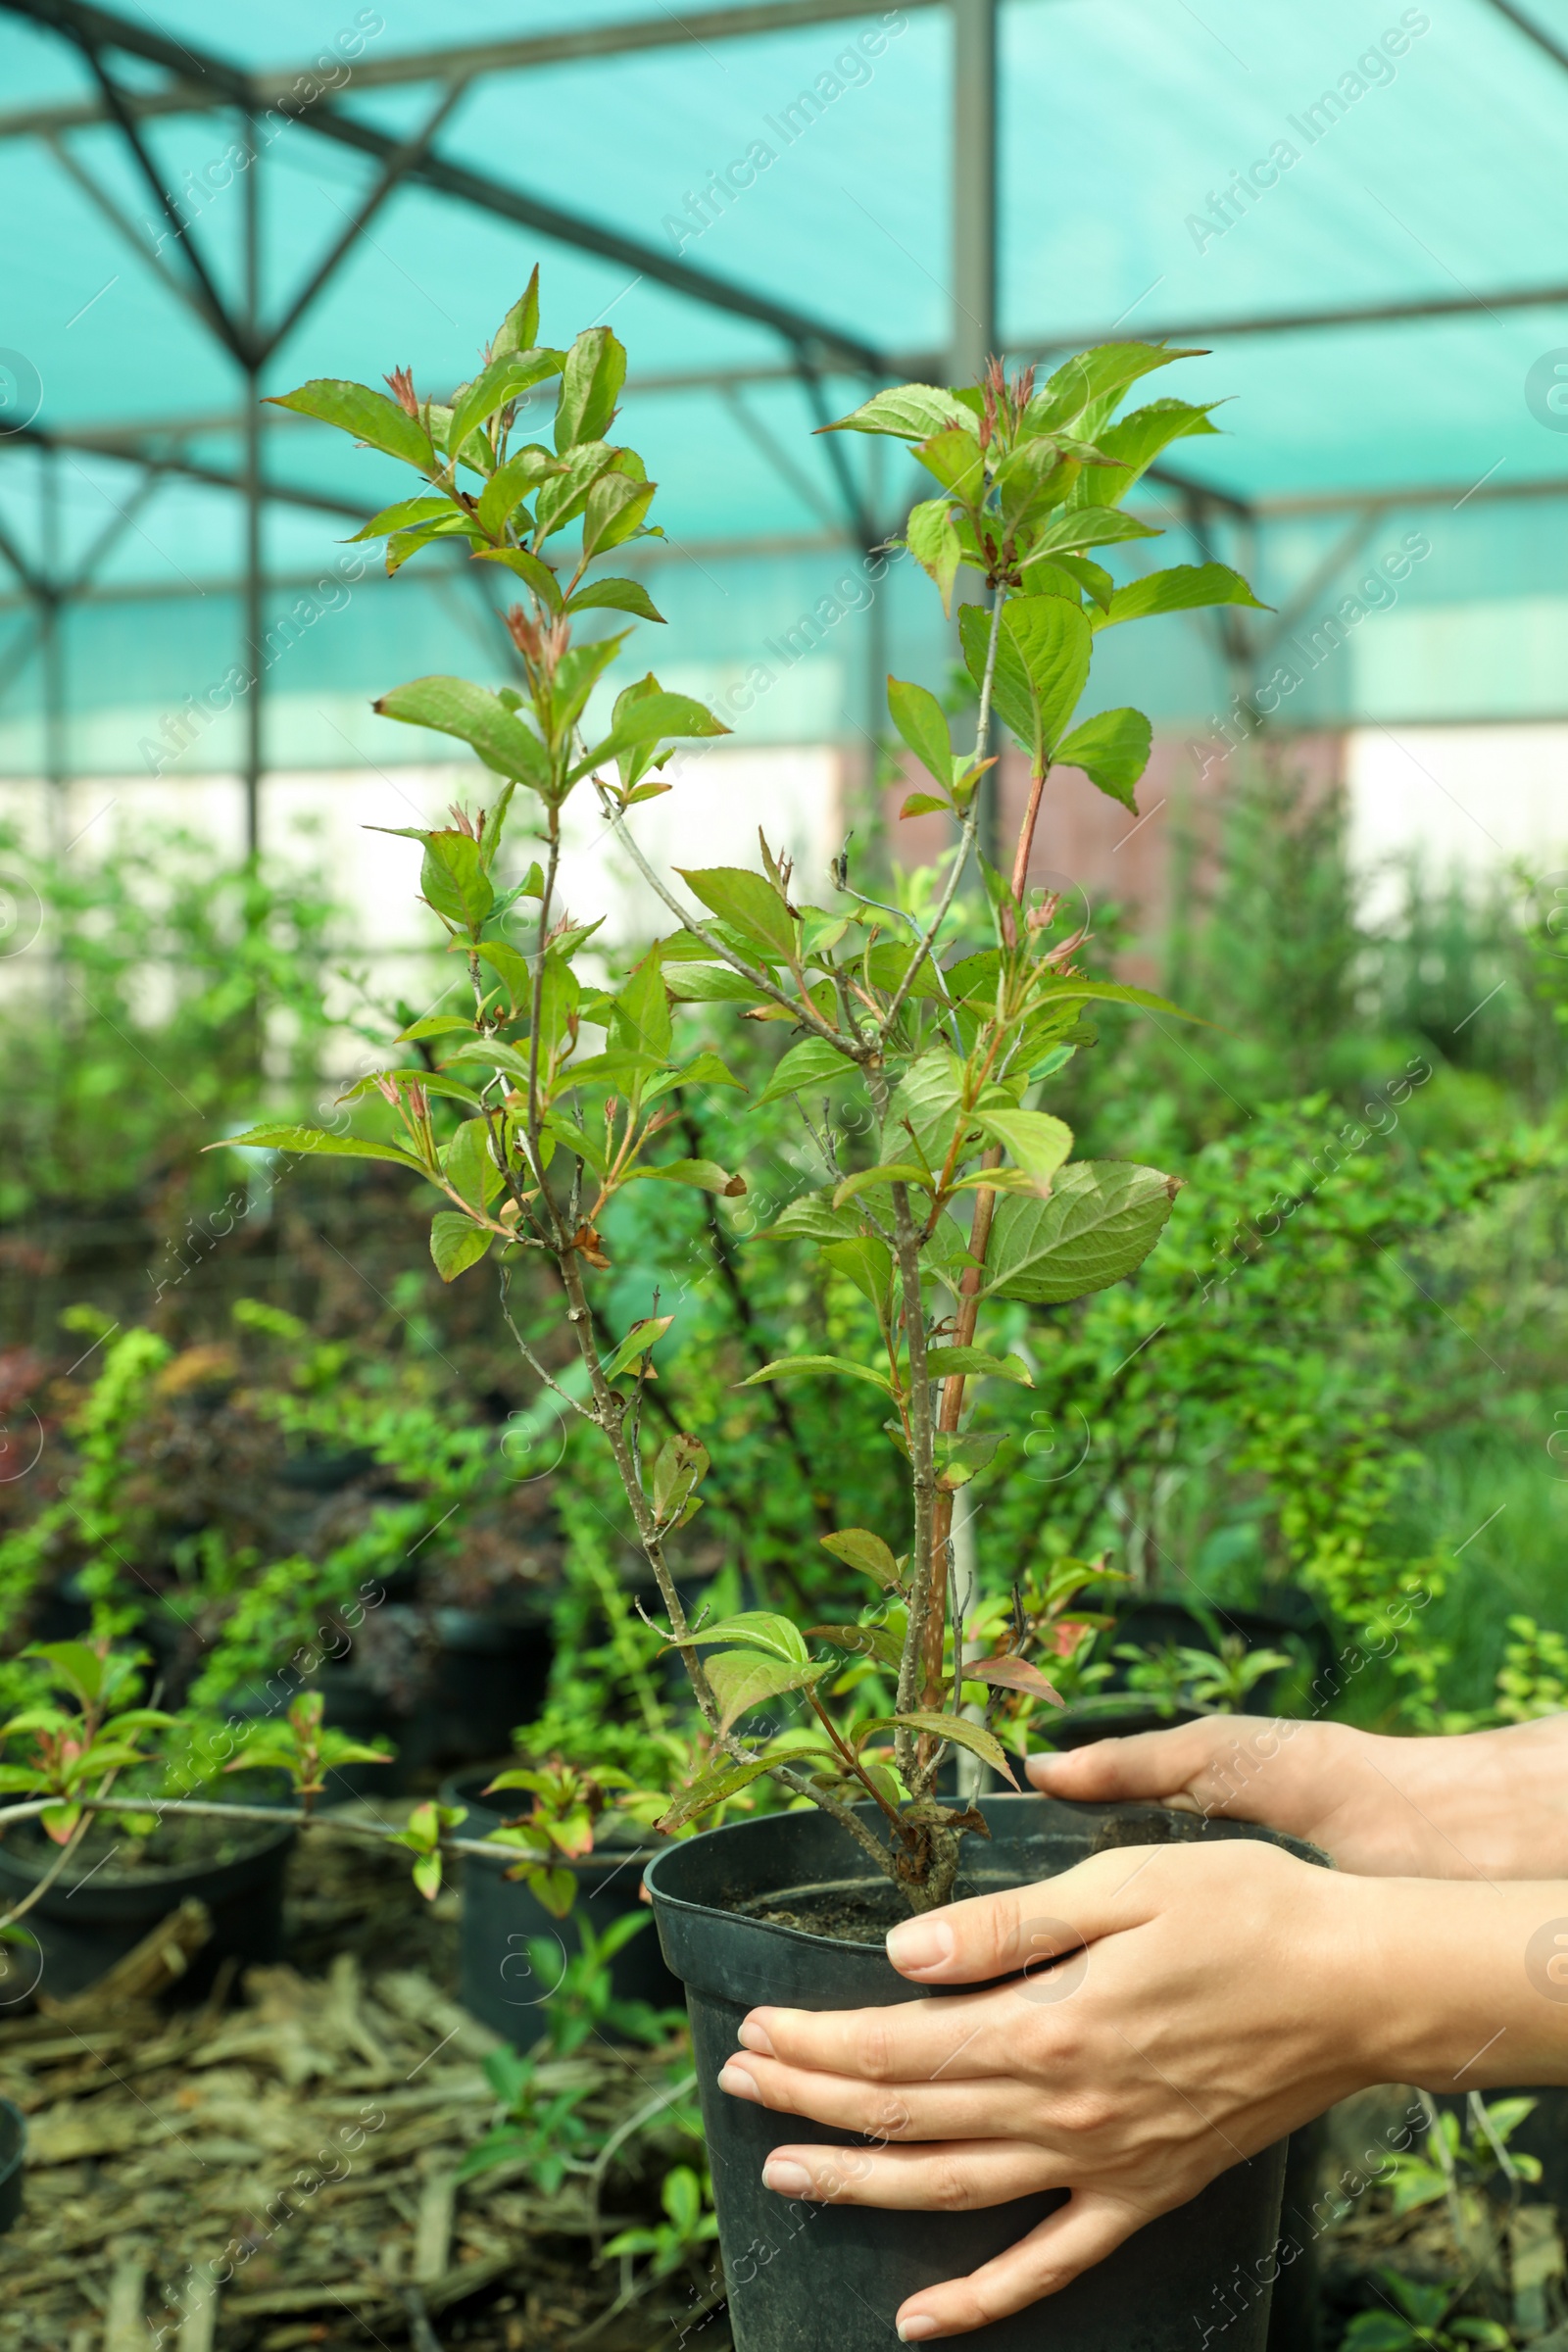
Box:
[644,1789,1327,1957]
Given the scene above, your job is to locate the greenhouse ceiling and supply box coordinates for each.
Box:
[1,0,1567,815]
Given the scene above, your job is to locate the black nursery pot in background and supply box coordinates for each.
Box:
[0,1798,294,2005]
[0,2101,23,2235]
[443,1767,681,2045]
[648,1792,1322,2352]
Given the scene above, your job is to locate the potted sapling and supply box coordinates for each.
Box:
[220,278,1318,2349]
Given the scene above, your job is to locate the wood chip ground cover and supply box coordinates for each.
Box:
[0,1805,724,2350]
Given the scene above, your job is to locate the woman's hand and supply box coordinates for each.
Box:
[1026,1713,1568,1881]
[718,1839,1385,2340]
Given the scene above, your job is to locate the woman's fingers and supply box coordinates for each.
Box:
[1026,1722,1253,1809]
[756,2136,1065,2213]
[892,2189,1148,2340]
[717,2052,1039,2143]
[740,1987,1010,2081]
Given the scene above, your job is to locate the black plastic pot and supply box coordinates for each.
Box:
[443,1767,682,2046]
[0,1799,295,2004]
[0,2100,23,2234]
[648,1791,1318,2352]
[382,1607,554,1785]
[1104,1591,1332,1718]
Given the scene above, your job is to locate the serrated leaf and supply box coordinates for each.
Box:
[601,1314,674,1379]
[984,1160,1178,1303]
[807,1622,905,1671]
[1024,344,1205,437]
[629,1158,746,1196]
[833,1163,931,1207]
[887,675,959,790]
[884,1712,1018,1787]
[759,1195,862,1244]
[1022,508,1161,562]
[819,1528,903,1589]
[675,866,795,961]
[705,1653,828,1735]
[818,384,966,440]
[555,325,627,451]
[960,596,1092,766]
[1054,709,1152,810]
[470,544,565,612]
[1100,563,1268,628]
[216,1124,424,1171]
[475,442,563,537]
[820,1235,893,1308]
[1075,397,1221,507]
[924,1346,1033,1387]
[652,1432,709,1522]
[347,495,454,542]
[566,575,665,622]
[448,349,565,463]
[972,1107,1073,1190]
[741,1354,894,1396]
[905,497,962,614]
[963,1655,1064,1703]
[756,1037,854,1105]
[491,270,540,362]
[431,1212,492,1282]
[373,676,552,790]
[675,1611,808,1666]
[268,378,434,472]
[657,1749,779,1835]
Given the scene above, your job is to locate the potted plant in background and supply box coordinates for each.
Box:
[0,277,1304,2346]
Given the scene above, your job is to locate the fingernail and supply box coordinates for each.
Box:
[761,2158,812,2195]
[898,2318,939,2341]
[717,2063,759,2102]
[886,1916,955,1973]
[738,2018,776,2056]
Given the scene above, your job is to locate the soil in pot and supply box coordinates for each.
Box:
[443,1766,683,2046]
[0,1778,295,2005]
[648,1791,1326,2352]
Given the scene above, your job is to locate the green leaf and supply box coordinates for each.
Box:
[491,270,541,362]
[756,1037,854,1105]
[476,443,564,537]
[833,1163,932,1207]
[984,1160,1179,1303]
[268,378,434,472]
[448,349,566,464]
[887,676,958,790]
[905,498,963,615]
[582,468,657,560]
[566,576,665,622]
[417,830,493,927]
[820,1235,893,1308]
[612,945,671,1059]
[916,425,986,502]
[924,1346,1033,1387]
[741,1354,894,1396]
[629,1158,746,1196]
[760,1194,862,1244]
[1075,397,1220,506]
[555,326,627,451]
[1022,508,1160,561]
[961,597,1091,767]
[885,1712,1018,1787]
[347,495,454,542]
[675,1612,808,1667]
[430,1211,492,1282]
[972,1107,1074,1189]
[476,938,536,1015]
[470,544,565,613]
[586,692,730,775]
[1053,553,1115,611]
[808,1621,905,1672]
[705,1653,827,1736]
[443,1116,505,1208]
[1024,344,1205,437]
[675,867,795,961]
[901,793,952,818]
[819,1528,903,1590]
[652,1432,709,1522]
[1054,709,1152,810]
[1100,563,1268,629]
[216,1124,424,1171]
[818,383,966,440]
[373,677,552,791]
[657,1750,779,1834]
[601,1314,674,1379]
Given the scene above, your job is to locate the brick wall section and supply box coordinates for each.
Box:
[882,729,1347,985]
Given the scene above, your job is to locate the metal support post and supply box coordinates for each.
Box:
[951,0,1000,867]
[242,113,262,861]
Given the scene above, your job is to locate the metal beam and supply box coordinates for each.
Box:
[0,0,888,374]
[7,423,371,523]
[1476,0,1568,76]
[0,0,947,138]
[950,0,997,387]
[1012,279,1568,358]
